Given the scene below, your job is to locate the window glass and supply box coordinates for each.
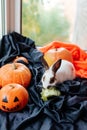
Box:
[22,0,77,46]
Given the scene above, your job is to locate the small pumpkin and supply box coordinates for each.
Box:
[0,63,32,88]
[13,56,29,65]
[44,48,73,66]
[0,83,29,112]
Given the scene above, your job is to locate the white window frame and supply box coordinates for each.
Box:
[0,0,6,38]
[0,0,2,38]
[6,0,22,34]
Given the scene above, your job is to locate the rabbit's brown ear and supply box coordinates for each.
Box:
[41,56,49,70]
[52,59,62,73]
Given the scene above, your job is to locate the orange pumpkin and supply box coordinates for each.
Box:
[0,83,29,112]
[13,56,29,64]
[44,48,73,66]
[0,63,32,88]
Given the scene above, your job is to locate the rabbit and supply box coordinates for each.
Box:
[41,58,76,89]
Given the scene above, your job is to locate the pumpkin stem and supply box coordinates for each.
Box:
[13,63,17,69]
[55,48,58,51]
[16,56,19,59]
[9,85,15,89]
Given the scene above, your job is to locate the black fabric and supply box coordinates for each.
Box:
[0,32,87,130]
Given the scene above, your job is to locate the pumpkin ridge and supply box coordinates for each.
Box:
[1,68,10,87]
[0,64,14,86]
[12,70,16,84]
[23,68,31,86]
[25,67,31,77]
[24,67,30,76]
[21,69,29,87]
[0,67,7,87]
[19,71,24,87]
[13,71,21,84]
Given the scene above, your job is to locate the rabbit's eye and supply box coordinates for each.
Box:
[50,77,55,84]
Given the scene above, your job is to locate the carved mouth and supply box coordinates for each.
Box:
[2,104,20,112]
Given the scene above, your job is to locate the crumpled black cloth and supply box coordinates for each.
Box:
[0,32,87,130]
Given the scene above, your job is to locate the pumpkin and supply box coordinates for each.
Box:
[0,63,32,88]
[0,83,29,112]
[13,56,29,65]
[44,48,73,66]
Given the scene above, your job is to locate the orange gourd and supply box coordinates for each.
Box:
[44,48,73,66]
[0,63,32,88]
[13,56,29,64]
[0,83,29,112]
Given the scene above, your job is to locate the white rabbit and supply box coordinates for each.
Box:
[41,59,76,89]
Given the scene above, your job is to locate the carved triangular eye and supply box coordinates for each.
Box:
[14,97,19,102]
[2,96,8,103]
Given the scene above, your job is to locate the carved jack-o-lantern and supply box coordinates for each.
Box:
[0,83,29,112]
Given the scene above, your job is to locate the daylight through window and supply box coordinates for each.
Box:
[22,0,77,47]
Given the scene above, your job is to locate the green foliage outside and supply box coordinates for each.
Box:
[22,0,70,46]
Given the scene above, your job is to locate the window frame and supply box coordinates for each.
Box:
[0,0,6,38]
[6,0,22,34]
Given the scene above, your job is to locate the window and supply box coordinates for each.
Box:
[0,0,87,50]
[22,0,77,47]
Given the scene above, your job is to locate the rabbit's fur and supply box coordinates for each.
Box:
[41,59,76,88]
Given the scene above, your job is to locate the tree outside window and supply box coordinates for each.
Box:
[22,0,71,46]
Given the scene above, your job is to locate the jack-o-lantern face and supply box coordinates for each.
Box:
[0,83,29,112]
[2,96,20,112]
